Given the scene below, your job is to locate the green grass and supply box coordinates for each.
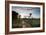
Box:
[12,18,40,28]
[31,19,40,27]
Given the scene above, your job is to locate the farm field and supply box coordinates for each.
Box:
[12,18,40,28]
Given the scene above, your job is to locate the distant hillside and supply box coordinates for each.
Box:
[21,18,40,20]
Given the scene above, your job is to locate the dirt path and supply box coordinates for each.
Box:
[22,20,31,28]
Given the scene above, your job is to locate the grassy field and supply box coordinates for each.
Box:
[12,18,40,28]
[31,19,40,27]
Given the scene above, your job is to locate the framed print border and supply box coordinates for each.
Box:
[5,1,45,35]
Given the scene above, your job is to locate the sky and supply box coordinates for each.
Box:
[12,6,40,18]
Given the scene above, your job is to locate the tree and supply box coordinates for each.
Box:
[28,13,32,27]
[12,11,19,28]
[29,13,32,17]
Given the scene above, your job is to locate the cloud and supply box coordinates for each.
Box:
[12,6,40,18]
